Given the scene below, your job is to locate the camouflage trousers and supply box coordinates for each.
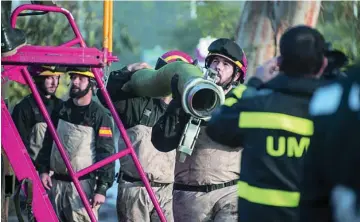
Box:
[48,179,100,222]
[173,185,238,222]
[116,181,174,222]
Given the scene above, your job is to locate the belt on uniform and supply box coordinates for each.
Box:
[119,172,170,187]
[174,180,237,193]
[53,173,92,182]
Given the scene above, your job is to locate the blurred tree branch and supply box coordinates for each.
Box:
[317,1,360,64]
[235,1,321,79]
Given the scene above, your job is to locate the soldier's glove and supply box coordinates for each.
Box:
[171,74,182,104]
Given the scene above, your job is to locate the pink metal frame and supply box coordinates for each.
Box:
[1,45,108,67]
[1,4,166,222]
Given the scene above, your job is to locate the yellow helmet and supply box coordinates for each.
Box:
[66,67,95,78]
[28,65,65,77]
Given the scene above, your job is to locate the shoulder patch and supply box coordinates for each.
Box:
[99,127,113,137]
[309,83,343,116]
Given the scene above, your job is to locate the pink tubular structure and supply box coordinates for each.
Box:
[1,4,166,222]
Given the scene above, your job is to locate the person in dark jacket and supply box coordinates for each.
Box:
[97,50,195,222]
[151,38,251,222]
[300,64,360,222]
[37,67,115,222]
[12,65,64,167]
[205,25,330,222]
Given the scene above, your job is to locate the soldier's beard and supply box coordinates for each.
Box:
[69,83,91,99]
[38,83,58,96]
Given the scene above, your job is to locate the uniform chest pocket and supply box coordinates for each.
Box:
[57,120,94,158]
[62,130,84,157]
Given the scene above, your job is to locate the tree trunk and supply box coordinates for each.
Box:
[235,1,322,79]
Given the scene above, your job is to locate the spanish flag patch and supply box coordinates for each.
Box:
[99,127,113,137]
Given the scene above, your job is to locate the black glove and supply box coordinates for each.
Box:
[171,74,182,103]
[169,74,193,127]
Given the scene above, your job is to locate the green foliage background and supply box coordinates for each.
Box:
[3,1,359,109]
[317,1,360,65]
[169,1,242,54]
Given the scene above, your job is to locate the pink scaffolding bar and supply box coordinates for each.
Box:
[1,46,106,67]
[76,149,131,178]
[1,3,167,222]
[11,4,87,47]
[26,66,96,220]
[91,67,167,222]
[1,99,58,222]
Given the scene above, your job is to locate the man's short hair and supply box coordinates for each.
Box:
[280,25,326,76]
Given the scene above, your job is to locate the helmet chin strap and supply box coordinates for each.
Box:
[221,74,236,91]
[36,80,58,97]
[69,82,91,99]
[38,85,49,96]
[206,57,243,91]
[220,66,241,91]
[69,77,97,99]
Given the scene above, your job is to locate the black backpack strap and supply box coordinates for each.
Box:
[139,98,154,126]
[25,180,36,222]
[27,96,42,122]
[13,178,36,222]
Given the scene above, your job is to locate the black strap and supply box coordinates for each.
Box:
[14,178,36,222]
[174,180,238,193]
[25,180,36,222]
[27,96,41,120]
[118,172,170,187]
[53,173,92,182]
[4,175,16,197]
[139,99,153,126]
